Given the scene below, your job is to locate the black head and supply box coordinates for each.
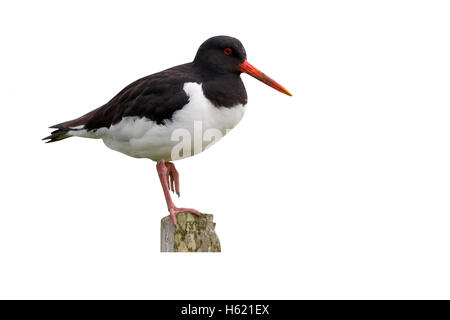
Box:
[194,36,247,74]
[194,35,292,96]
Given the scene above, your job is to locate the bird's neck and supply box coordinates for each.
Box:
[199,72,248,108]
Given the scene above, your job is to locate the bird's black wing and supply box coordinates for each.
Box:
[44,63,199,142]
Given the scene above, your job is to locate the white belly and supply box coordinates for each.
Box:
[97,82,246,161]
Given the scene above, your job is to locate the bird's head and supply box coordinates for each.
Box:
[194,36,292,96]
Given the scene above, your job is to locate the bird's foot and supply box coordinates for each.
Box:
[165,162,180,197]
[169,207,203,225]
[157,161,202,225]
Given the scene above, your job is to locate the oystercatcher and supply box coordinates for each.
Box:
[44,36,291,224]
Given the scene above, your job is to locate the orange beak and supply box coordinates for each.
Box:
[239,60,292,96]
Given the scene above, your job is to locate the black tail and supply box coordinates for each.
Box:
[43,105,105,143]
[42,123,72,143]
[43,114,91,143]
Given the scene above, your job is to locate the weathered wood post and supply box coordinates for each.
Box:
[160,212,221,252]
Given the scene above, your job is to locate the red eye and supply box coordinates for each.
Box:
[224,48,232,55]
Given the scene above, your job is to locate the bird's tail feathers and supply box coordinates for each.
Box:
[42,124,73,143]
[42,116,90,143]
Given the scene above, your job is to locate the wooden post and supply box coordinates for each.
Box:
[160,212,221,252]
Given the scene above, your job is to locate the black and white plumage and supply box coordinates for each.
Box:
[44,35,291,224]
[44,36,252,161]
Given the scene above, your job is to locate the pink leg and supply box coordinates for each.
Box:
[165,162,180,197]
[156,161,203,225]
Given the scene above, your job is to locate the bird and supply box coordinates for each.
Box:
[44,35,291,225]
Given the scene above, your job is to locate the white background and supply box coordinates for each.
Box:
[0,0,449,299]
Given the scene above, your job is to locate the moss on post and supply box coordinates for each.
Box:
[160,212,221,252]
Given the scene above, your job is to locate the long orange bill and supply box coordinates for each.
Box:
[239,60,292,96]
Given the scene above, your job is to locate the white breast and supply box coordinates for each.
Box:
[83,82,246,161]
